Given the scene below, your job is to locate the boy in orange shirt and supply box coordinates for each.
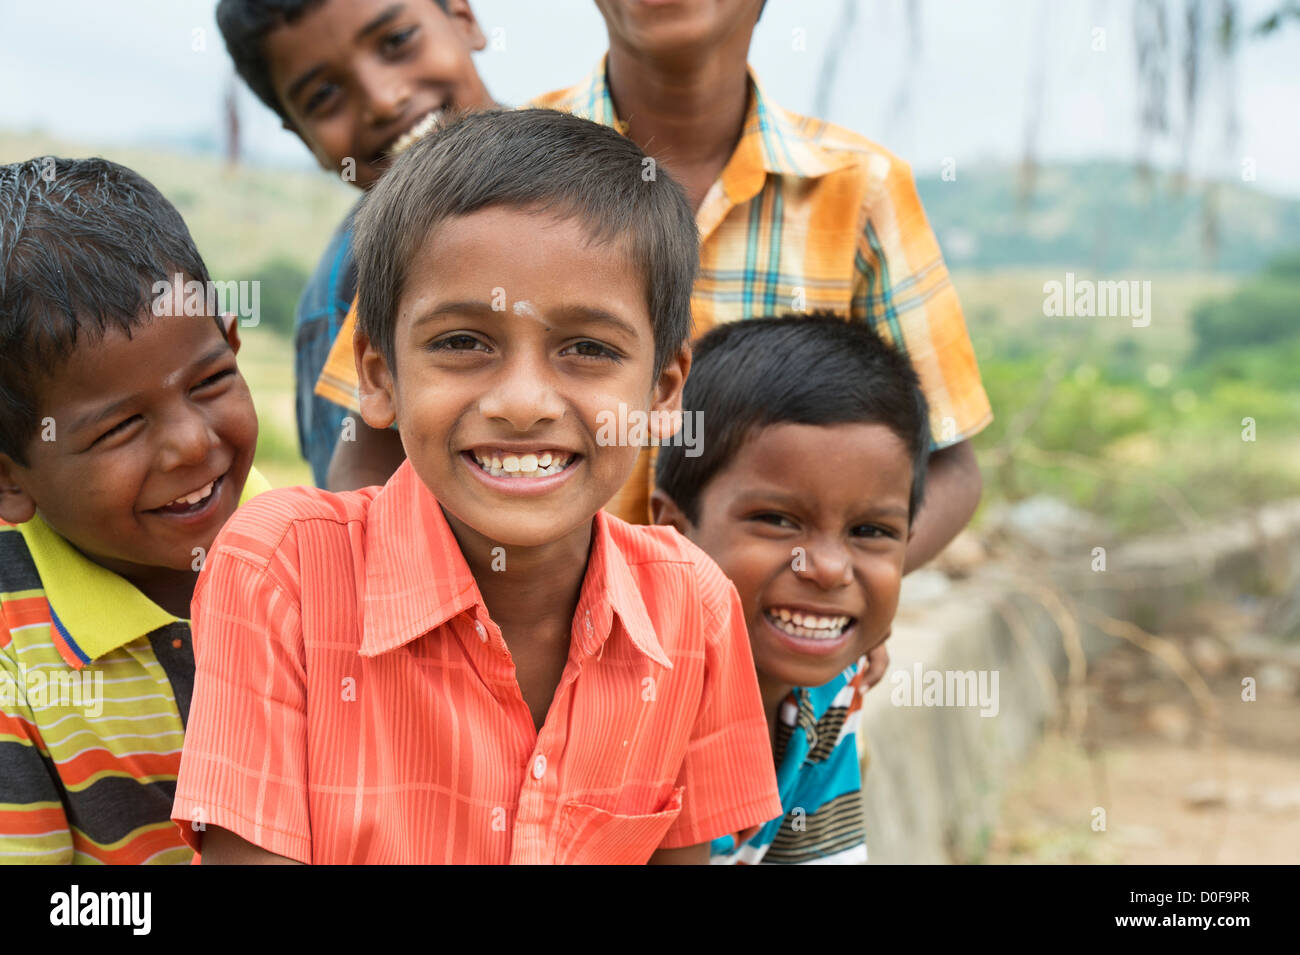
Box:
[171,109,782,864]
[315,0,989,581]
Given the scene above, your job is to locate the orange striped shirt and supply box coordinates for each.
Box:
[171,460,782,863]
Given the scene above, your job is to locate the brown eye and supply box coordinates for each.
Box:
[563,340,620,361]
[429,334,489,353]
[94,416,140,446]
[382,26,418,55]
[195,369,235,391]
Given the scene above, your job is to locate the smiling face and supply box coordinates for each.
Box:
[594,0,763,58]
[356,206,688,552]
[264,0,493,190]
[0,304,258,581]
[667,421,912,695]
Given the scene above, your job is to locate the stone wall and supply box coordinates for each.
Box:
[860,499,1300,864]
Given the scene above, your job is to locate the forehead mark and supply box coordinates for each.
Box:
[512,300,552,331]
[161,368,188,390]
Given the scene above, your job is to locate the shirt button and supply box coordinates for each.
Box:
[532,754,547,780]
[584,612,593,633]
[475,621,487,642]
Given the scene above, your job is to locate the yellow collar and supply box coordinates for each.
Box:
[18,466,272,668]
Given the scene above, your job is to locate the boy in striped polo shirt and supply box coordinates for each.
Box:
[653,315,932,864]
[0,158,267,863]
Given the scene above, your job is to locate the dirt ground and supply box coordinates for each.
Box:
[985,600,1300,864]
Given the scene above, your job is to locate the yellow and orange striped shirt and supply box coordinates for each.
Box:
[0,468,271,864]
[315,59,991,522]
[171,460,782,863]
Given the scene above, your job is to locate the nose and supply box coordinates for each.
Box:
[794,535,854,591]
[477,354,565,433]
[157,405,218,473]
[358,63,411,126]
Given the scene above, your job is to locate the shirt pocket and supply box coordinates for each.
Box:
[555,786,685,865]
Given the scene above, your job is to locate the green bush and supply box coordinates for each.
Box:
[215,257,308,339]
[1191,251,1300,359]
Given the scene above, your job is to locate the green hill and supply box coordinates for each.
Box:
[0,129,356,282]
[918,160,1300,274]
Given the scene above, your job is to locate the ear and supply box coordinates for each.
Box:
[356,330,398,431]
[647,343,691,441]
[649,488,694,537]
[221,313,242,355]
[445,0,488,51]
[0,454,37,526]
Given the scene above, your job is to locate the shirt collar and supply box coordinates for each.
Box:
[360,460,671,669]
[18,465,272,670]
[566,55,857,189]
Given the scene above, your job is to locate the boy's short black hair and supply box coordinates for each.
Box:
[0,157,212,466]
[353,107,698,378]
[656,314,932,524]
[216,0,449,122]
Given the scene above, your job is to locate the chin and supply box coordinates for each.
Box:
[772,659,850,691]
[458,510,587,549]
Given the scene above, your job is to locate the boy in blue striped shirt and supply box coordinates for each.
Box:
[653,315,930,863]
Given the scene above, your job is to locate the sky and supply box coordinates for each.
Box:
[1,0,1298,194]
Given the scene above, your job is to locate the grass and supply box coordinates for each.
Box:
[238,328,313,490]
[957,270,1300,533]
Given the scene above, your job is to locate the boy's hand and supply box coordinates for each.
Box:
[862,638,890,689]
[904,439,982,573]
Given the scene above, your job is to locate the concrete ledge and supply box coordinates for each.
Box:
[859,499,1300,864]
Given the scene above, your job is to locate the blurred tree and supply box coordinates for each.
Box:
[1191,251,1300,358]
[247,257,309,338]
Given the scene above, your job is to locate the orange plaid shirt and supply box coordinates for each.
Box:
[170,460,782,863]
[315,59,991,522]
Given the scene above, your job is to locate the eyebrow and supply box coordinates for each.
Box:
[412,301,642,340]
[286,3,406,103]
[67,341,234,436]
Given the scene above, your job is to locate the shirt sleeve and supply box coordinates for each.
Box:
[657,558,784,849]
[851,156,992,449]
[170,515,312,863]
[0,639,74,864]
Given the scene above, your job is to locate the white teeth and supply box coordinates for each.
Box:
[166,480,215,508]
[388,110,444,156]
[471,451,573,479]
[765,610,852,641]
